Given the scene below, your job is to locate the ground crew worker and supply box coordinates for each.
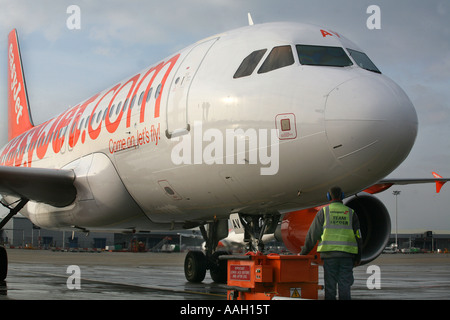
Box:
[300,186,362,300]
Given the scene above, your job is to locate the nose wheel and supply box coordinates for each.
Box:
[183,213,280,284]
[184,251,207,283]
[184,219,229,283]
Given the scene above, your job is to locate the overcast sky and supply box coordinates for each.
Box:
[0,0,449,231]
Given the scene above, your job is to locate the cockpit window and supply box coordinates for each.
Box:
[296,45,353,67]
[347,49,381,74]
[233,49,267,79]
[258,46,295,74]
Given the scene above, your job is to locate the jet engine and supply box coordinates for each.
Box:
[275,194,391,265]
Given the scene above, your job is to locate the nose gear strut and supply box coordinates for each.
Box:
[183,213,280,283]
[239,214,278,253]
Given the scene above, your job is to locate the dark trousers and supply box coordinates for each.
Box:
[323,257,354,300]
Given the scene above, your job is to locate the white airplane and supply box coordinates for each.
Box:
[0,21,448,284]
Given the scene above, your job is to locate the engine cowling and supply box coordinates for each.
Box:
[275,194,391,265]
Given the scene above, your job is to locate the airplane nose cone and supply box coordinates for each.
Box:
[325,75,418,180]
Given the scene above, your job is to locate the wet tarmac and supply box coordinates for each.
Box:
[1,249,227,300]
[1,249,450,300]
[352,253,450,300]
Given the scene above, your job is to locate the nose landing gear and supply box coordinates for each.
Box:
[184,219,229,283]
[183,213,280,284]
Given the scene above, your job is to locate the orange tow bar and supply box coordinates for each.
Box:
[224,253,322,300]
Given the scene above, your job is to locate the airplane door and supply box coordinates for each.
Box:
[165,38,218,139]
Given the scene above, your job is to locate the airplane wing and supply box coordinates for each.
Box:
[364,172,450,194]
[0,166,76,208]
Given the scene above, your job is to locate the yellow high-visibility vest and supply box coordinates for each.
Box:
[317,202,358,254]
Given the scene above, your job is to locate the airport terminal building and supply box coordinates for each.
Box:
[1,216,115,250]
[388,230,450,253]
[0,216,203,252]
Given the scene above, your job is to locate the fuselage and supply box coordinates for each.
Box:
[0,22,418,231]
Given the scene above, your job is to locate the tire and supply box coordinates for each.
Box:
[184,251,206,283]
[0,247,7,281]
[210,251,229,284]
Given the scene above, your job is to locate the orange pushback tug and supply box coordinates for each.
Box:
[222,252,322,300]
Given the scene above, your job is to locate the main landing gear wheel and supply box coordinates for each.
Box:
[184,251,207,283]
[0,247,7,281]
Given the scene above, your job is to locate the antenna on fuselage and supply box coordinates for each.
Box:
[248,13,254,26]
